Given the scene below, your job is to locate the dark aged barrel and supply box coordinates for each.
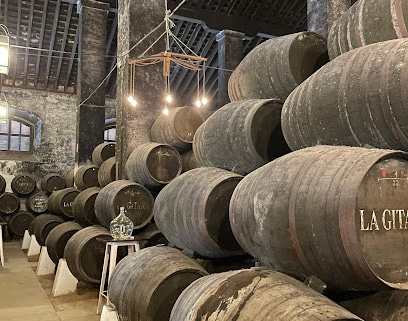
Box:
[47,187,80,220]
[135,223,168,248]
[154,167,243,258]
[74,165,100,190]
[0,174,5,194]
[11,173,37,197]
[94,180,154,230]
[282,39,408,152]
[92,142,116,167]
[7,211,35,237]
[108,246,208,321]
[125,143,182,188]
[0,216,12,241]
[193,99,291,175]
[72,187,101,226]
[328,0,408,59]
[170,268,362,321]
[98,156,116,187]
[0,192,20,215]
[45,221,82,264]
[65,169,75,187]
[64,225,112,284]
[228,32,329,101]
[334,290,408,321]
[150,106,205,151]
[230,145,408,291]
[33,214,65,246]
[26,192,48,214]
[180,150,198,173]
[40,173,65,194]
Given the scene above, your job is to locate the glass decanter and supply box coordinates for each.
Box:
[110,206,134,240]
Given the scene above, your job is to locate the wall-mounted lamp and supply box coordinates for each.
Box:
[0,25,10,75]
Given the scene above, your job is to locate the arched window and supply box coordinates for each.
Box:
[104,118,116,142]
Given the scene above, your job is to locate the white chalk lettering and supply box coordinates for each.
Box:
[360,209,408,231]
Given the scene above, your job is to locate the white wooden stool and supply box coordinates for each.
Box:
[0,222,5,267]
[96,236,147,315]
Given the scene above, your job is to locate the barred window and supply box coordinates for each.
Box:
[104,126,116,142]
[0,118,33,153]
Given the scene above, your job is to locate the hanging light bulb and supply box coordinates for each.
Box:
[163,107,169,115]
[195,99,202,108]
[201,97,208,105]
[127,95,137,107]
[165,93,172,103]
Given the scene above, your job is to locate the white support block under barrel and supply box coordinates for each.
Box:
[27,235,41,262]
[36,246,55,276]
[21,230,31,251]
[52,258,78,297]
[100,305,119,321]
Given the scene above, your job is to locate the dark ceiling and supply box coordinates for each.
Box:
[0,0,308,104]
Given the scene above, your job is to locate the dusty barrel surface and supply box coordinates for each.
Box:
[7,211,35,237]
[65,169,75,187]
[11,173,37,197]
[98,156,116,187]
[72,187,101,226]
[47,187,80,220]
[334,290,408,321]
[74,165,100,190]
[170,268,362,321]
[33,214,65,246]
[230,145,408,290]
[0,174,5,194]
[94,180,154,230]
[282,39,408,152]
[150,106,205,151]
[0,192,20,215]
[45,221,82,264]
[26,192,48,214]
[108,246,208,321]
[40,173,65,195]
[64,225,111,284]
[328,0,408,59]
[92,142,116,167]
[154,167,243,258]
[228,32,328,101]
[125,142,182,188]
[193,99,291,175]
[180,150,198,173]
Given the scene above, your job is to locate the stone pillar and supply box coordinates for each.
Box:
[116,0,164,179]
[216,30,245,109]
[76,0,108,165]
[307,0,351,38]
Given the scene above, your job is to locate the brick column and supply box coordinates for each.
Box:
[307,0,351,38]
[216,30,245,109]
[76,0,108,165]
[116,0,165,179]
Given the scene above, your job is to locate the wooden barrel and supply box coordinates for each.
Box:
[74,165,100,190]
[98,156,116,187]
[228,32,329,101]
[33,214,65,246]
[65,169,75,187]
[230,145,408,290]
[94,180,154,230]
[125,143,182,188]
[64,225,112,284]
[0,174,5,194]
[92,142,116,166]
[334,290,408,321]
[108,246,208,321]
[193,99,291,175]
[7,210,36,237]
[328,0,408,59]
[180,150,198,173]
[45,221,82,264]
[282,39,408,152]
[40,173,65,194]
[11,173,37,197]
[0,192,20,215]
[150,106,205,151]
[170,268,362,321]
[0,216,12,241]
[72,187,101,226]
[26,192,48,214]
[135,223,168,248]
[154,167,243,258]
[47,187,80,220]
